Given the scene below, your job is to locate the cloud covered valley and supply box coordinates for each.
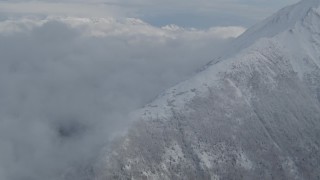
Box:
[0,16,245,179]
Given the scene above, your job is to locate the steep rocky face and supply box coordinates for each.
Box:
[94,1,320,179]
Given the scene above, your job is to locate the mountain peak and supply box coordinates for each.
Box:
[303,0,320,5]
[246,0,320,35]
[96,1,320,179]
[228,0,320,57]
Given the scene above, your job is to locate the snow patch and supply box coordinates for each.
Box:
[162,142,184,165]
[237,151,253,170]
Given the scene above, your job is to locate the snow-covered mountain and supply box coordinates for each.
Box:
[94,0,320,179]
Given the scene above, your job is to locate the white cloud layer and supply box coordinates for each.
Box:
[0,17,245,179]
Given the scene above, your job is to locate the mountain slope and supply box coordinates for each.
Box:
[94,0,320,179]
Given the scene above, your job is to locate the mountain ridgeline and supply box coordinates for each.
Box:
[94,0,320,179]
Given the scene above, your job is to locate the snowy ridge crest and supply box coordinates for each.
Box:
[135,0,320,121]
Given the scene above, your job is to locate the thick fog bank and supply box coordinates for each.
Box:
[0,17,244,179]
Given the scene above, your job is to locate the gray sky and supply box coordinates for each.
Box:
[0,0,300,28]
